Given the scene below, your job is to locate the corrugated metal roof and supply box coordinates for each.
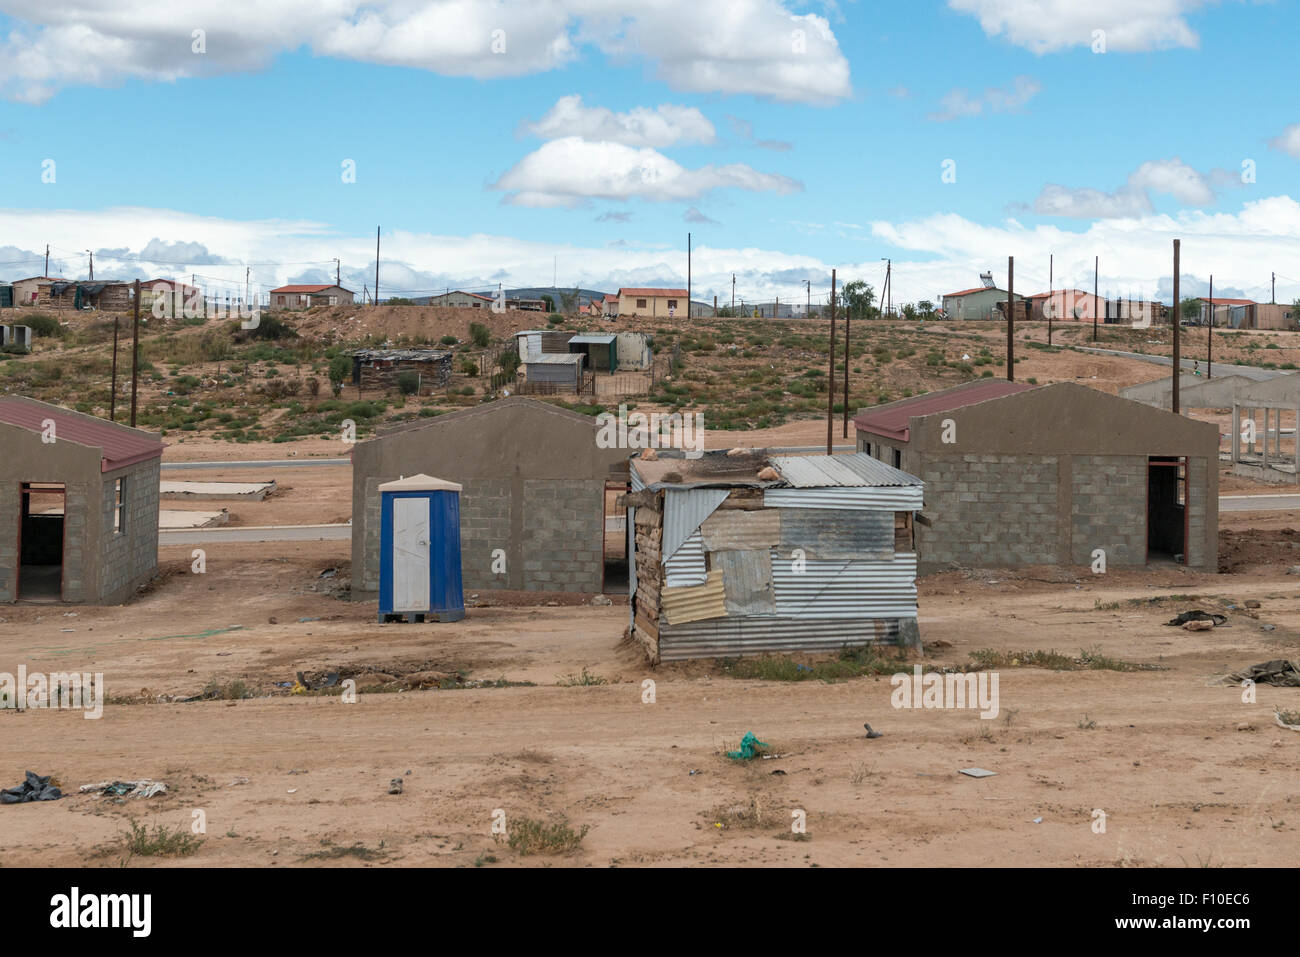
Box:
[526,353,584,365]
[663,488,729,560]
[0,397,163,472]
[700,509,780,551]
[658,616,900,660]
[852,381,1036,442]
[769,453,921,488]
[567,334,617,345]
[661,569,727,625]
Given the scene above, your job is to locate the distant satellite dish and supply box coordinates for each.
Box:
[979,271,995,289]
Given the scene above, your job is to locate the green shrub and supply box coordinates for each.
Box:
[469,322,491,348]
[397,370,420,395]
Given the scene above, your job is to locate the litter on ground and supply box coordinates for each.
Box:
[1216,659,1300,688]
[79,780,168,799]
[1166,610,1227,627]
[2,771,62,803]
[959,768,997,778]
[726,732,769,761]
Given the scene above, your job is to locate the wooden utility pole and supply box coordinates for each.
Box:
[1172,240,1181,414]
[842,281,851,438]
[827,269,836,455]
[374,227,380,305]
[44,244,49,276]
[129,280,141,427]
[687,233,691,320]
[1006,256,1015,382]
[109,316,120,421]
[1207,274,1213,380]
[1093,256,1099,342]
[88,251,94,280]
[1047,253,1054,346]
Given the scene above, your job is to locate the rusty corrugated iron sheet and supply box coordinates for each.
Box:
[778,507,893,560]
[770,553,918,619]
[712,548,775,617]
[661,568,727,625]
[663,488,729,560]
[700,508,780,551]
[764,486,923,510]
[658,617,900,660]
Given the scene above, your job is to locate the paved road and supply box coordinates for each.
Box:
[160,524,351,545]
[1219,494,1300,512]
[1075,346,1283,381]
[162,458,351,470]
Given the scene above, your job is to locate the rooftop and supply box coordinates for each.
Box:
[619,287,689,297]
[270,284,352,294]
[0,397,163,472]
[853,380,1038,442]
[631,449,922,489]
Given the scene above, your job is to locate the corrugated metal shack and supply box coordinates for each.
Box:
[351,349,453,394]
[626,449,924,663]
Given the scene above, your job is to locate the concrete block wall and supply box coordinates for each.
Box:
[1070,455,1146,565]
[459,478,513,590]
[0,482,17,602]
[99,459,160,602]
[360,477,383,593]
[61,482,90,602]
[918,454,1060,567]
[1186,456,1209,568]
[521,479,603,592]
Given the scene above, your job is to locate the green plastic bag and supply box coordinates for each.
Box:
[727,731,769,761]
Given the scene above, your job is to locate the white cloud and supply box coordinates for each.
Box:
[948,0,1205,54]
[929,75,1040,121]
[0,0,851,104]
[1033,157,1219,218]
[523,95,715,147]
[492,136,801,207]
[3,197,1299,308]
[1269,123,1300,159]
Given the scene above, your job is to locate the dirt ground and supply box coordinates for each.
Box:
[2,531,1298,868]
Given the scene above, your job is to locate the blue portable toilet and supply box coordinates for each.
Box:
[377,473,465,623]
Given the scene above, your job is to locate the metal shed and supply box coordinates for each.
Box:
[524,353,584,388]
[568,334,618,372]
[377,473,465,623]
[626,450,924,662]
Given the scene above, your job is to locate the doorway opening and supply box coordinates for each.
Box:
[1147,457,1187,563]
[602,479,630,594]
[19,482,65,601]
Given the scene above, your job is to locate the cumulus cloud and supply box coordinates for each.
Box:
[0,0,851,104]
[928,75,1040,121]
[1270,123,1300,159]
[492,137,802,207]
[947,0,1206,54]
[523,95,715,147]
[1033,158,1221,218]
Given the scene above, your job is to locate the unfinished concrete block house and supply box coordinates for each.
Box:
[853,381,1218,572]
[0,397,162,603]
[351,397,629,598]
[627,450,924,662]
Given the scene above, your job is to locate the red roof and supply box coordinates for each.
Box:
[619,288,689,298]
[0,397,163,472]
[270,284,344,294]
[943,287,1004,297]
[854,381,1037,443]
[603,294,618,303]
[1201,297,1255,306]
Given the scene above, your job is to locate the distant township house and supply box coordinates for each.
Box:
[1192,297,1294,330]
[351,349,453,393]
[853,381,1218,571]
[351,397,629,598]
[0,397,162,604]
[601,294,619,317]
[618,287,689,318]
[10,276,64,306]
[48,281,133,311]
[941,286,1023,321]
[506,297,547,312]
[138,278,200,313]
[269,284,354,309]
[425,290,494,309]
[627,450,925,662]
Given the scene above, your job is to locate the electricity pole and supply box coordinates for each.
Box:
[687,233,691,321]
[1172,239,1181,415]
[375,227,381,305]
[44,244,49,276]
[1207,274,1213,380]
[1007,256,1015,382]
[805,279,811,318]
[827,269,837,455]
[1093,256,1099,342]
[86,250,93,280]
[732,274,735,314]
[130,279,141,427]
[1048,253,1054,346]
[335,259,340,287]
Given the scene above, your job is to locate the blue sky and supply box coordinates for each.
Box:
[1,0,1298,306]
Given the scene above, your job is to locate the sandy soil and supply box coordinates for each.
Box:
[2,533,1297,868]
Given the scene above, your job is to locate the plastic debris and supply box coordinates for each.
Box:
[726,732,769,761]
[2,771,62,804]
[864,722,883,739]
[958,767,996,778]
[388,778,403,795]
[79,780,167,799]
[1165,610,1226,627]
